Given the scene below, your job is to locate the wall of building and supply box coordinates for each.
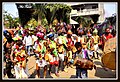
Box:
[70,3,105,24]
[98,3,105,23]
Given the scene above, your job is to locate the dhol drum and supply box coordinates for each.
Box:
[101,37,116,70]
[75,59,95,70]
[101,52,116,70]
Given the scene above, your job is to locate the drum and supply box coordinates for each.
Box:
[101,52,116,70]
[76,59,94,70]
[101,37,116,70]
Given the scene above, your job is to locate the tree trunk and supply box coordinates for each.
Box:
[38,13,42,26]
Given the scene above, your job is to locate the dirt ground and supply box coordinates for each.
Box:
[3,55,116,80]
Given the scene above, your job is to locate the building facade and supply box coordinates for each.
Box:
[69,2,105,24]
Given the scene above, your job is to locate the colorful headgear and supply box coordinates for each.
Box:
[63,22,66,26]
[57,23,60,26]
[60,22,64,26]
[47,33,54,38]
[93,28,98,33]
[36,32,44,39]
[3,30,9,36]
[88,34,92,37]
[12,36,22,41]
[79,29,83,33]
[67,30,72,35]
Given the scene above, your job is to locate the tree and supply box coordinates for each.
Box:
[3,11,20,28]
[55,4,72,23]
[75,16,92,28]
[16,3,72,28]
[16,3,34,27]
[44,4,58,28]
[32,3,46,26]
[90,14,99,24]
[44,4,72,28]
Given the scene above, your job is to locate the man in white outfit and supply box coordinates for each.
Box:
[23,32,33,56]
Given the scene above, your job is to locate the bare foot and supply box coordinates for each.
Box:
[55,73,59,77]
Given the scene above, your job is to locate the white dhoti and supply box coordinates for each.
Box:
[49,55,59,63]
[88,50,93,56]
[58,54,64,61]
[14,64,29,79]
[94,44,99,52]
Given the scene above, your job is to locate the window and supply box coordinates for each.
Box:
[92,5,98,9]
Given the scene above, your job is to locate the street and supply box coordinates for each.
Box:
[27,55,116,79]
[3,54,116,79]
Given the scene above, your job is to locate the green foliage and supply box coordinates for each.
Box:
[27,18,38,28]
[32,3,46,26]
[41,17,48,27]
[44,4,58,26]
[3,11,20,28]
[16,3,34,27]
[44,3,72,26]
[16,3,72,28]
[75,16,92,28]
[55,4,72,23]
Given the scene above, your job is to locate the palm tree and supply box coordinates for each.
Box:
[75,16,92,28]
[44,4,58,28]
[33,3,46,26]
[55,4,72,24]
[44,3,72,28]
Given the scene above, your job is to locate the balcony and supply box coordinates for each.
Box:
[70,8,100,17]
[78,8,100,16]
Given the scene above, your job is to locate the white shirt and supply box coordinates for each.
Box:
[23,35,33,46]
[77,35,86,44]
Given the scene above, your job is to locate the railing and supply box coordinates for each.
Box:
[70,8,100,17]
[77,8,99,16]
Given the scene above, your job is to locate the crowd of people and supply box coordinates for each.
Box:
[3,22,116,79]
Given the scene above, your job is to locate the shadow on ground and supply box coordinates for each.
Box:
[94,67,116,78]
[29,68,53,78]
[70,75,76,78]
[94,61,103,66]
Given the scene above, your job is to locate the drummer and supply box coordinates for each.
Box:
[101,28,113,50]
[3,30,14,78]
[65,30,74,69]
[77,29,86,44]
[74,42,90,78]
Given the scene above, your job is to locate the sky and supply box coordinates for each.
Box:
[2,2,117,18]
[104,2,117,17]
